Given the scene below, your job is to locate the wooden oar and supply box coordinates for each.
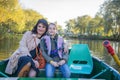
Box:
[103,40,120,66]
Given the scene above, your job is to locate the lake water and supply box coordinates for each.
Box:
[0,38,120,72]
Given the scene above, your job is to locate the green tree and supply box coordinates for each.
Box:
[100,0,120,37]
[0,0,46,39]
[75,15,91,35]
[23,9,44,32]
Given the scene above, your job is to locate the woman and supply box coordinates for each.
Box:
[5,19,48,77]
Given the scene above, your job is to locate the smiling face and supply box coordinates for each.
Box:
[37,23,46,36]
[48,23,57,37]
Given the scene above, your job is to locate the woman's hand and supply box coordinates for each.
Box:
[64,47,68,54]
[64,43,69,53]
[33,60,39,68]
[50,61,59,67]
[58,60,65,66]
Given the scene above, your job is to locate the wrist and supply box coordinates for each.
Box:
[50,60,54,64]
[61,59,66,63]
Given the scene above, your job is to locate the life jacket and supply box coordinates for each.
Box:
[43,35,64,58]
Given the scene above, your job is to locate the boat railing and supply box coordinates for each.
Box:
[0,71,9,77]
[91,68,109,79]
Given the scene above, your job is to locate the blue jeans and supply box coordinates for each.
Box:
[45,63,71,78]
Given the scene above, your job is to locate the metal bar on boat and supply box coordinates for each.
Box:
[91,68,109,79]
[0,71,9,77]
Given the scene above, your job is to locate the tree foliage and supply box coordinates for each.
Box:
[100,0,120,36]
[65,15,105,37]
[0,0,45,39]
[65,0,120,40]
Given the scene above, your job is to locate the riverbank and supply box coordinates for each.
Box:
[64,35,120,42]
[0,33,22,41]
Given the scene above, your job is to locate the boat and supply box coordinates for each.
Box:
[0,44,120,80]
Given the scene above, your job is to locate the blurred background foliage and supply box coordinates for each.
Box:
[0,0,120,41]
[64,0,120,41]
[0,0,44,39]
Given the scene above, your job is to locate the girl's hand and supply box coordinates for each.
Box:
[58,60,65,66]
[50,61,59,67]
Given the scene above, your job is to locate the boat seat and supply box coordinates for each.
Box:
[38,68,62,77]
[0,60,9,77]
[68,44,93,74]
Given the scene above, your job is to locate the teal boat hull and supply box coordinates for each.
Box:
[0,44,120,80]
[0,57,120,80]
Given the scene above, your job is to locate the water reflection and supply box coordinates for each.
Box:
[0,39,19,60]
[0,38,120,72]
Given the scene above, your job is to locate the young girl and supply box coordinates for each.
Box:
[40,23,71,78]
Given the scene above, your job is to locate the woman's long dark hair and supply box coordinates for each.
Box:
[32,19,48,38]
